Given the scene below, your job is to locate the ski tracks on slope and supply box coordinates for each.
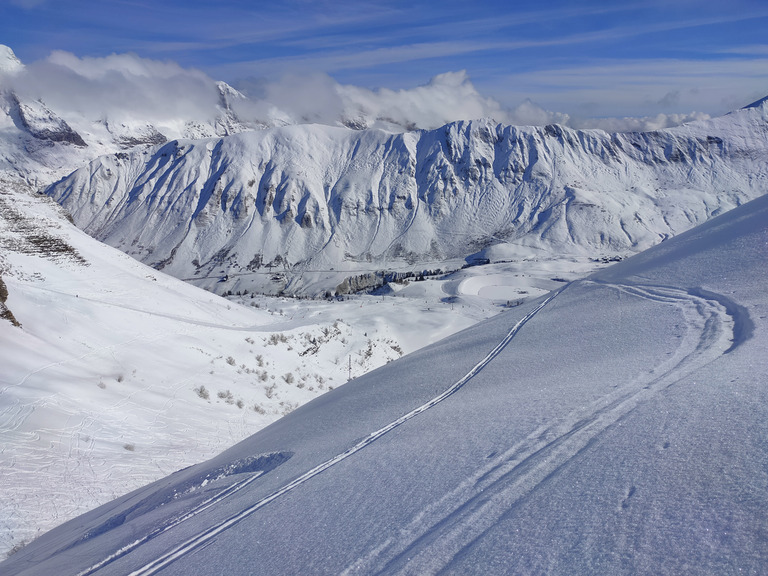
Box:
[92,292,559,576]
[343,281,740,575]
[76,471,267,576]
[80,281,740,576]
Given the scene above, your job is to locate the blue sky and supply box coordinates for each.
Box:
[3,0,768,119]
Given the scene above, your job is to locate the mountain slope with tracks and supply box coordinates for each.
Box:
[6,175,768,576]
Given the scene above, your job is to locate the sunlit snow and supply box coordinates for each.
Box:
[3,171,766,576]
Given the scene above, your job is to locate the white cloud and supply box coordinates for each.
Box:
[232,70,508,131]
[500,98,710,132]
[2,48,741,139]
[570,112,712,133]
[7,51,221,128]
[507,100,571,127]
[335,71,506,130]
[6,50,509,134]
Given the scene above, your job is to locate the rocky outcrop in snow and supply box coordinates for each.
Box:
[46,99,768,296]
[9,93,87,147]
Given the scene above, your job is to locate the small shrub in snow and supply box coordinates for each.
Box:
[226,356,236,366]
[282,372,295,384]
[123,444,135,451]
[253,404,266,414]
[194,385,210,400]
[236,399,244,409]
[267,333,288,345]
[218,389,234,404]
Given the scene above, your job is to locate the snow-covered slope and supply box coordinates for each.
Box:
[46,100,768,296]
[5,162,767,575]
[1,178,511,558]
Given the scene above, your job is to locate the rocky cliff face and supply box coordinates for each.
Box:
[9,93,87,147]
[46,100,768,296]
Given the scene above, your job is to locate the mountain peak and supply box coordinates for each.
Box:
[0,45,24,74]
[743,94,768,109]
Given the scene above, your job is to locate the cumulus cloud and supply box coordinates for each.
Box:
[570,112,711,133]
[8,51,220,130]
[507,99,571,127]
[234,70,507,131]
[4,50,508,135]
[335,71,506,130]
[504,99,711,132]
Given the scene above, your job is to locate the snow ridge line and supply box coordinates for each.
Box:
[76,471,265,576]
[122,292,560,576]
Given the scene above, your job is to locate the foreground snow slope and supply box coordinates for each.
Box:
[4,186,766,574]
[1,179,504,558]
[47,99,768,295]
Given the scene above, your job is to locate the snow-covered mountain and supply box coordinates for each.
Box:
[4,161,767,576]
[3,39,768,570]
[45,99,768,296]
[0,45,261,192]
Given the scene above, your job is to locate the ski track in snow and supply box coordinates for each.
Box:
[76,471,266,576]
[89,290,561,576]
[342,281,738,575]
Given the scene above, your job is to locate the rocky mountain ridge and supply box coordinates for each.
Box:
[46,99,768,296]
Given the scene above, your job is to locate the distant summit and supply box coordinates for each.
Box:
[0,45,23,74]
[743,94,768,109]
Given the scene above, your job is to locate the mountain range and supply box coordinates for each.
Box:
[45,97,768,297]
[3,44,767,298]
[2,41,768,572]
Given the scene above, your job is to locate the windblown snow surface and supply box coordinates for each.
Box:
[3,181,766,574]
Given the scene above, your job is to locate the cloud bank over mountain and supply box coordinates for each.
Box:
[1,48,716,134]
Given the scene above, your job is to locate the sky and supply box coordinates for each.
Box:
[2,0,768,126]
